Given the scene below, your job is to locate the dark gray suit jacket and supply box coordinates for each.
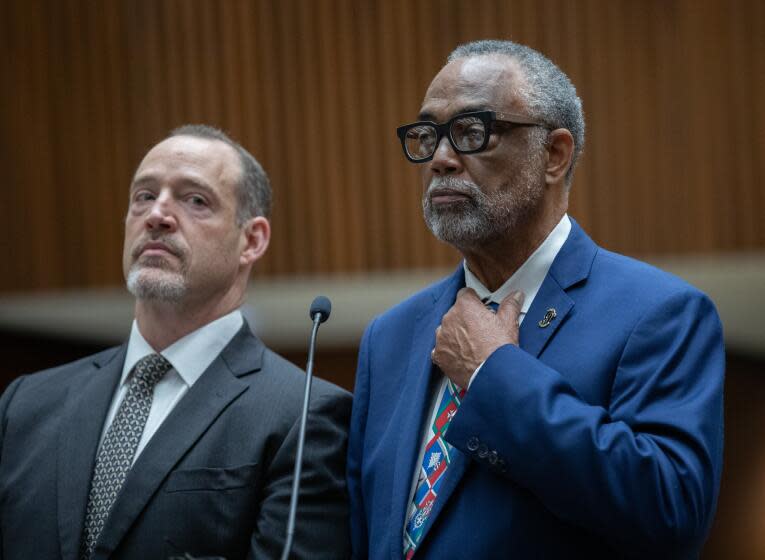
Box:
[0,323,352,559]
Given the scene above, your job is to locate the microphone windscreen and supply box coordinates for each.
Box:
[309,296,332,323]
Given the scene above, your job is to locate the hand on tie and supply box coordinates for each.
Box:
[431,288,524,388]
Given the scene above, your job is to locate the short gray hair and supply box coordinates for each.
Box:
[169,124,272,222]
[448,40,585,185]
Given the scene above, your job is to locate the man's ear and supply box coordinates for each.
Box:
[544,128,575,186]
[240,216,270,266]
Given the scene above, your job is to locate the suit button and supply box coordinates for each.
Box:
[488,450,498,464]
[478,444,489,458]
[467,436,480,451]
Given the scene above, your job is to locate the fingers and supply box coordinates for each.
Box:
[457,287,481,303]
[498,290,525,323]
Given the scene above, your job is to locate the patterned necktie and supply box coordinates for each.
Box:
[403,378,466,558]
[402,298,496,558]
[80,353,172,559]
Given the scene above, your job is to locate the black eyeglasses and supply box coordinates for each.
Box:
[396,110,546,163]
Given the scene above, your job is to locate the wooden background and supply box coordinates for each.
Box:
[1,0,763,295]
[1,1,764,558]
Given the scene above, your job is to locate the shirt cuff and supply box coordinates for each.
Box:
[467,360,486,389]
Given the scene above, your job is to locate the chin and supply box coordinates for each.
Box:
[126,267,187,302]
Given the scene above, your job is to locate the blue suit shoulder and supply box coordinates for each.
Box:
[589,247,719,314]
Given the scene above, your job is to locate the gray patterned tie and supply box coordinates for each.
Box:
[80,353,172,559]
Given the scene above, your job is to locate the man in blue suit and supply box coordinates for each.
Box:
[347,40,724,558]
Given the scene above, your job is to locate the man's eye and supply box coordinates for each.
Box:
[133,191,155,202]
[408,127,434,142]
[189,195,207,207]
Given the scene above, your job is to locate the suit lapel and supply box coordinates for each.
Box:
[387,268,464,560]
[57,346,126,560]
[93,325,262,559]
[521,219,597,357]
[519,278,574,357]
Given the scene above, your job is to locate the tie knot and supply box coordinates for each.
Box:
[133,353,172,389]
[482,298,499,312]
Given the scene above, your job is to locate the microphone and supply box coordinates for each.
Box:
[281,296,332,560]
[309,295,331,324]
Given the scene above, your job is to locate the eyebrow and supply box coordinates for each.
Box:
[130,174,215,195]
[416,105,491,122]
[130,176,156,191]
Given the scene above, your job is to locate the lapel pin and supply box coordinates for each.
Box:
[538,308,557,328]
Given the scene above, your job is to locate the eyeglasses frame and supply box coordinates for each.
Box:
[396,110,547,163]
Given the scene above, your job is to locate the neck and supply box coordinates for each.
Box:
[134,283,246,351]
[462,204,565,292]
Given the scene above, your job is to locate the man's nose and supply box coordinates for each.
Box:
[145,195,178,232]
[428,136,464,175]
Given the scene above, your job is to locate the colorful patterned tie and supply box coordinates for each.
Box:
[403,378,466,558]
[402,298,496,557]
[80,353,172,559]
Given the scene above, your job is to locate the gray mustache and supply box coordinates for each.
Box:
[132,236,185,259]
[425,177,482,200]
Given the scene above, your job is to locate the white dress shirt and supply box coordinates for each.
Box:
[463,214,572,327]
[99,309,244,463]
[403,214,572,537]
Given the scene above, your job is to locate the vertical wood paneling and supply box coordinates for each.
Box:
[356,1,389,270]
[297,1,325,273]
[273,0,308,274]
[334,0,366,272]
[316,0,343,272]
[752,0,765,247]
[377,0,404,269]
[1,0,763,293]
[726,2,759,249]
[244,0,280,276]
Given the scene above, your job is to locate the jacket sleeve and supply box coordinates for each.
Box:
[445,289,725,558]
[0,375,26,560]
[247,387,353,559]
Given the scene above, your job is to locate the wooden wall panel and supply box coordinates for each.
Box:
[1,0,763,293]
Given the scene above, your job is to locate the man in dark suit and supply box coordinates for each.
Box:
[0,125,351,559]
[347,40,725,558]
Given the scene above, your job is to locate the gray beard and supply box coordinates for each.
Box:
[422,165,545,250]
[126,264,187,302]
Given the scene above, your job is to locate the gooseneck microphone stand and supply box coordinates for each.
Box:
[280,296,331,560]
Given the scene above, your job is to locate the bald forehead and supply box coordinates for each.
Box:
[134,135,242,186]
[420,55,528,120]
[142,135,239,171]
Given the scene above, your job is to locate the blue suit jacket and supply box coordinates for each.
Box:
[348,221,724,559]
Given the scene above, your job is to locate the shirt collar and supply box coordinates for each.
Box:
[121,309,244,388]
[463,214,572,314]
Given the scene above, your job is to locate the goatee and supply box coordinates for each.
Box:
[422,163,545,250]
